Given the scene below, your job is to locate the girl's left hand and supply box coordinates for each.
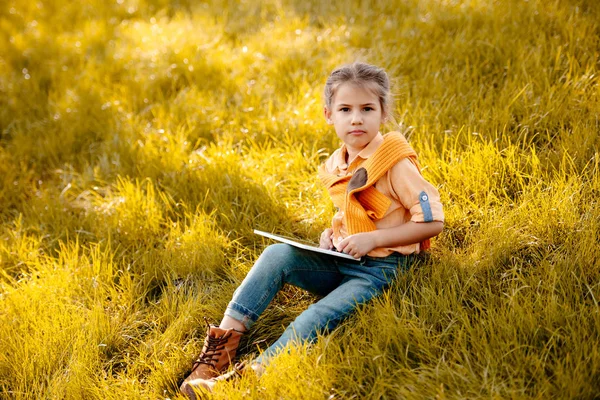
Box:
[336,232,377,259]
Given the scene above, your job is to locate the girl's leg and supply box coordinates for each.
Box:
[223,243,345,331]
[182,244,343,395]
[219,315,246,332]
[254,253,414,364]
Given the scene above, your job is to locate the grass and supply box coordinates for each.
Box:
[1,0,599,398]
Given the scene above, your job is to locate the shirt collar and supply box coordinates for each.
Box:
[355,132,384,159]
[334,133,384,171]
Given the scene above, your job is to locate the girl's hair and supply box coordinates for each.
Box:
[324,62,392,116]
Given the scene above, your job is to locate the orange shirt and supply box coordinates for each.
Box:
[322,133,444,257]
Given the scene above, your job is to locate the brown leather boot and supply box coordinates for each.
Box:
[180,318,244,397]
[184,361,249,396]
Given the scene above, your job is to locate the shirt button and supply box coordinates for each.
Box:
[421,194,428,201]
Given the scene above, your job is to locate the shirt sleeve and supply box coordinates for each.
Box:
[387,158,444,223]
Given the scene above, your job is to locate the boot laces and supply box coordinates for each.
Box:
[192,318,232,369]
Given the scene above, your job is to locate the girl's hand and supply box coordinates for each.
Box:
[336,232,377,258]
[319,228,334,250]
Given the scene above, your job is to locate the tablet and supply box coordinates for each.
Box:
[253,229,361,261]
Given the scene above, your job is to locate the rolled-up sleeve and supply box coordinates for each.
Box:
[388,158,444,223]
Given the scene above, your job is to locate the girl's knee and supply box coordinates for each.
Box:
[252,243,297,276]
[261,243,296,259]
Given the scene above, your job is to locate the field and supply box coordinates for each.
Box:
[1,0,599,398]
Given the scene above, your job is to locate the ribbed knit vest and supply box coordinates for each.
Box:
[318,131,431,252]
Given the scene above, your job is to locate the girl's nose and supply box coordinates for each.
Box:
[351,112,363,124]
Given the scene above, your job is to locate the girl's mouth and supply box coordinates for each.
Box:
[349,130,366,135]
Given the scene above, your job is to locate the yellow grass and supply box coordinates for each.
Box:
[1,0,599,398]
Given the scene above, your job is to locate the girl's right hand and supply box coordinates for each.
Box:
[319,228,334,250]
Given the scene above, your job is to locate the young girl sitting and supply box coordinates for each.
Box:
[180,62,444,398]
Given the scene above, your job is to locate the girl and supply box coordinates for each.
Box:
[180,62,444,397]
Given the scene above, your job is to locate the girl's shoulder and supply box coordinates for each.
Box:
[387,157,423,183]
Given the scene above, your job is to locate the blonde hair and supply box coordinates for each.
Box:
[323,62,392,116]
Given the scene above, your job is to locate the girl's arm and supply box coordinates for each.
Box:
[372,220,443,248]
[336,221,443,258]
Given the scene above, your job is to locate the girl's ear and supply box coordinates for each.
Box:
[324,106,333,124]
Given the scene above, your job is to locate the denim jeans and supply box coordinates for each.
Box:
[224,243,416,364]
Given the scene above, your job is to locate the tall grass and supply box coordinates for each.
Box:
[1,0,599,398]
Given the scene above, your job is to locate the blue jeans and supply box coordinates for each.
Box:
[224,243,416,364]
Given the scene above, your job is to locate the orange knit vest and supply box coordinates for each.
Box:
[318,131,431,252]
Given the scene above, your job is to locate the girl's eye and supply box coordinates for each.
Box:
[340,107,350,112]
[363,107,373,111]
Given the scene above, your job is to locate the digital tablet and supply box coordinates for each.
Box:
[253,229,361,261]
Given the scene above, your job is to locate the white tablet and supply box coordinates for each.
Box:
[253,229,361,261]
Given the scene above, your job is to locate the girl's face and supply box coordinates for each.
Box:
[324,82,385,157]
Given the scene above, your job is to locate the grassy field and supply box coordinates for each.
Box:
[1,0,599,398]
